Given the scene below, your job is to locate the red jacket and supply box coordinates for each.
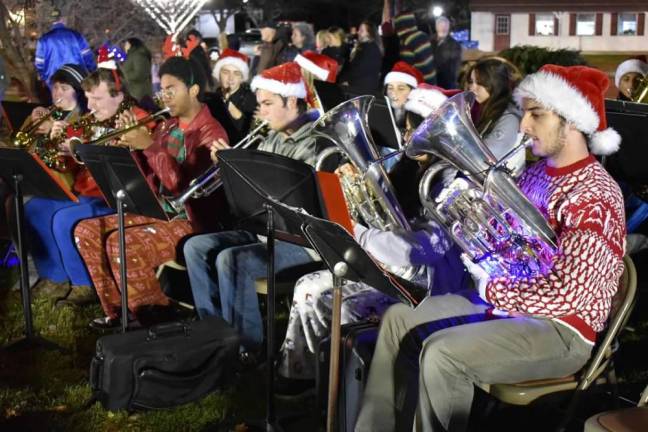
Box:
[142,104,230,232]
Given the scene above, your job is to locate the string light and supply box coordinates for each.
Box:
[131,0,208,37]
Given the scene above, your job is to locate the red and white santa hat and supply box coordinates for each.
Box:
[405,84,462,118]
[251,62,307,99]
[212,48,250,81]
[614,57,648,89]
[97,46,117,70]
[294,51,338,83]
[514,64,621,156]
[384,61,423,88]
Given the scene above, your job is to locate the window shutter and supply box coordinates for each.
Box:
[529,13,536,35]
[569,13,576,35]
[554,16,559,36]
[611,13,618,36]
[595,13,603,36]
[639,13,646,36]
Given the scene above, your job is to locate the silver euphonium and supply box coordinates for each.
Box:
[312,95,425,283]
[166,120,268,212]
[406,92,558,278]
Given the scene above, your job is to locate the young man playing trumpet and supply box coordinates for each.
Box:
[355,65,626,432]
[21,64,135,303]
[183,61,323,361]
[74,56,229,329]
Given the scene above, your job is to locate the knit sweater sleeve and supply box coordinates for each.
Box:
[485,181,625,331]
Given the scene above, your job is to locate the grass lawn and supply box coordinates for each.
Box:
[0,264,276,432]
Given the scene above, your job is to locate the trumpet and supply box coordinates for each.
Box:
[166,120,268,213]
[631,76,648,104]
[12,99,64,149]
[66,108,170,160]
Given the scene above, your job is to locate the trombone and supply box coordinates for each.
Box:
[166,120,268,212]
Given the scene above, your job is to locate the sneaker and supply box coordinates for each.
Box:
[56,285,97,307]
[31,279,71,300]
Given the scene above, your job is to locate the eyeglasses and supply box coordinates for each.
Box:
[156,88,176,100]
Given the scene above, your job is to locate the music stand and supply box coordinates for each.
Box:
[0,148,77,351]
[218,149,426,431]
[75,145,168,333]
[1,101,41,133]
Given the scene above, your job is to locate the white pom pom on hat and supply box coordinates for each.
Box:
[514,64,621,155]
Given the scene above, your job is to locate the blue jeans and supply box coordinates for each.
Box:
[24,195,114,285]
[184,230,315,349]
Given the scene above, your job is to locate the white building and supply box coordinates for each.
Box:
[470,0,648,52]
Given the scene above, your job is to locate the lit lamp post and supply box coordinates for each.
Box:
[431,5,444,18]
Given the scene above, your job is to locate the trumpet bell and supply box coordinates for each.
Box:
[631,76,648,104]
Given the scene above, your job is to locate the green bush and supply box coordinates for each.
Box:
[499,45,587,75]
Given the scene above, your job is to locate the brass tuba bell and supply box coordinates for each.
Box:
[312,95,426,284]
[406,92,558,278]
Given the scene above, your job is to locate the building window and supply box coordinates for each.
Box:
[618,13,638,35]
[535,13,555,35]
[496,15,510,35]
[576,13,596,35]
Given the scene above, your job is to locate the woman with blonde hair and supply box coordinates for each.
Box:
[315,29,330,52]
[322,26,348,66]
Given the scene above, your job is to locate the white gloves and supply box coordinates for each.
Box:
[461,253,490,302]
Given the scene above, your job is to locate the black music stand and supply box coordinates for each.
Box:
[217,149,426,431]
[1,101,40,133]
[0,148,77,351]
[218,149,328,432]
[75,145,168,333]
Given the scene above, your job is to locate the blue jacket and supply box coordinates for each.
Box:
[34,23,96,84]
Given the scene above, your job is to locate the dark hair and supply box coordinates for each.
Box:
[469,57,521,136]
[159,56,206,100]
[82,68,129,97]
[226,34,241,51]
[125,37,144,49]
[359,20,378,41]
[279,95,308,115]
[125,37,151,61]
[187,29,203,40]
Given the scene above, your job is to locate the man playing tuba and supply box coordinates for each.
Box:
[355,65,626,432]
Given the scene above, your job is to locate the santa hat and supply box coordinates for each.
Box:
[212,48,250,81]
[97,46,123,91]
[97,46,117,70]
[294,51,338,83]
[250,62,307,99]
[384,61,423,88]
[514,64,621,156]
[614,58,648,88]
[405,84,461,118]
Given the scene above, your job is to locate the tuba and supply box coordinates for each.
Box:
[406,92,558,278]
[312,95,425,283]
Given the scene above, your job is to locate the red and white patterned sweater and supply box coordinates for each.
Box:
[485,155,626,344]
